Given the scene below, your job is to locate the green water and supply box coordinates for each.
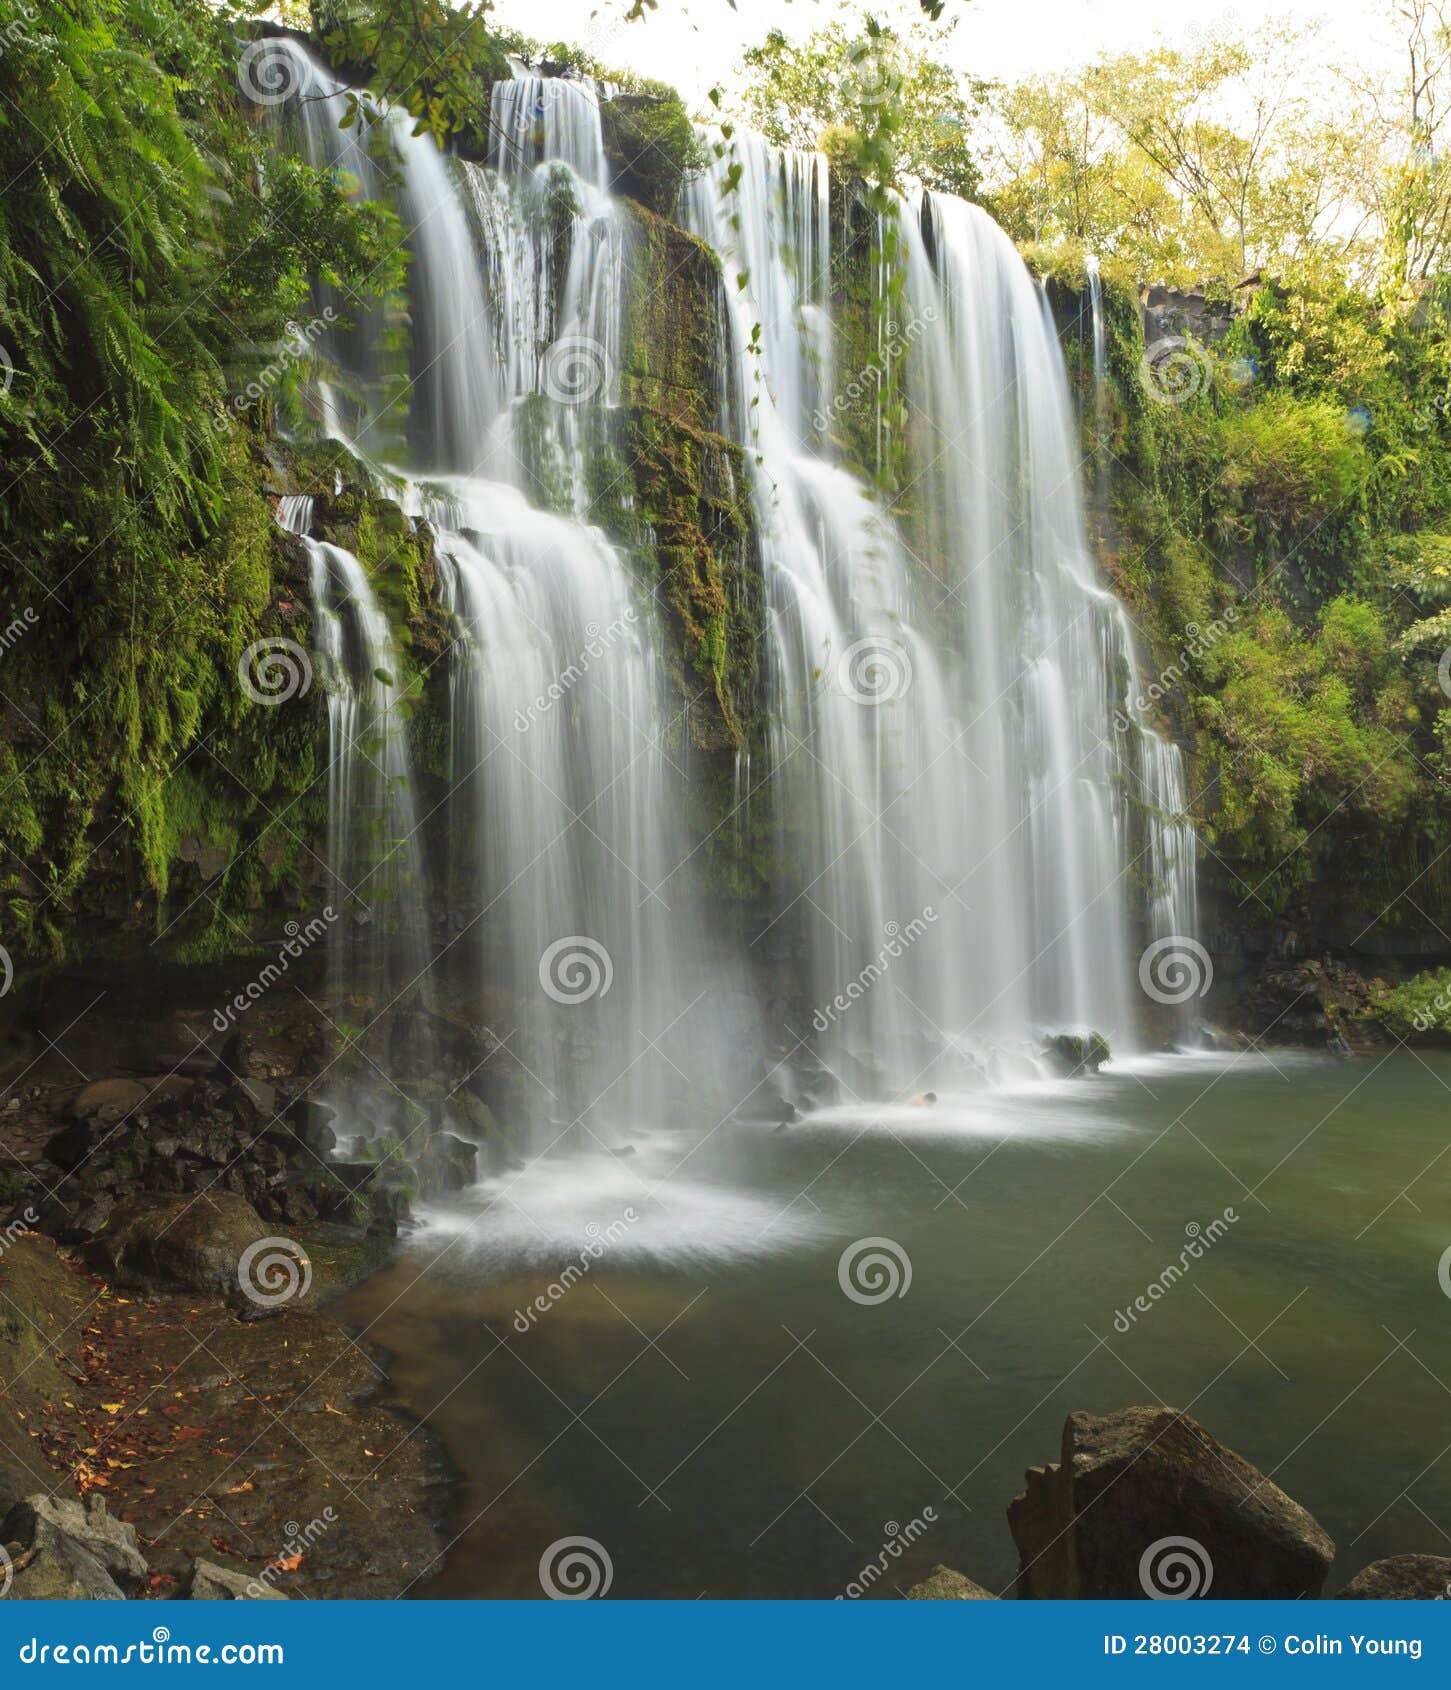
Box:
[338,1051,1451,1598]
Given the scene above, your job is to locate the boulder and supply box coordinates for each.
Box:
[905,1565,998,1599]
[1337,1555,1451,1599]
[1041,1033,1111,1077]
[185,1557,289,1600]
[1,1515,125,1599]
[86,1191,276,1298]
[1007,1407,1334,1599]
[416,1133,477,1200]
[2,1493,147,1590]
[286,1098,337,1158]
[67,1075,194,1124]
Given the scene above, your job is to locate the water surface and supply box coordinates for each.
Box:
[338,1051,1451,1597]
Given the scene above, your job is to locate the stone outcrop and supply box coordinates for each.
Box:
[905,1565,998,1599]
[85,1191,288,1302]
[1007,1407,1335,1599]
[1,1493,145,1600]
[1336,1555,1451,1599]
[186,1559,289,1600]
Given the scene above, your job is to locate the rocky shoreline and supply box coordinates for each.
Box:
[0,1219,453,1599]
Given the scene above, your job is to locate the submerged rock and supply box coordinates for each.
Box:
[1008,1407,1334,1599]
[1337,1555,1451,1599]
[905,1565,998,1599]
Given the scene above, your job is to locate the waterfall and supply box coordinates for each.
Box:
[264,36,1202,1154]
[266,42,748,1151]
[274,494,438,1124]
[682,139,1201,1084]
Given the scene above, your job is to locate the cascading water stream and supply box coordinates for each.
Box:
[683,137,1201,1085]
[274,494,438,1124]
[266,43,749,1160]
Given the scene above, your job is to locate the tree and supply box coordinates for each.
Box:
[734,18,987,201]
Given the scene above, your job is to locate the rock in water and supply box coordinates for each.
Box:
[1007,1407,1334,1599]
[2,1494,148,1590]
[1337,1555,1451,1599]
[1041,1032,1111,1077]
[905,1565,998,1599]
[186,1558,289,1599]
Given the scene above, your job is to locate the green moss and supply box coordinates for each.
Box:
[599,91,705,218]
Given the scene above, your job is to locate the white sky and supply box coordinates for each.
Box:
[487,0,1402,107]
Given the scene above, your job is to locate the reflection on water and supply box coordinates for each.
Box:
[338,1051,1451,1598]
